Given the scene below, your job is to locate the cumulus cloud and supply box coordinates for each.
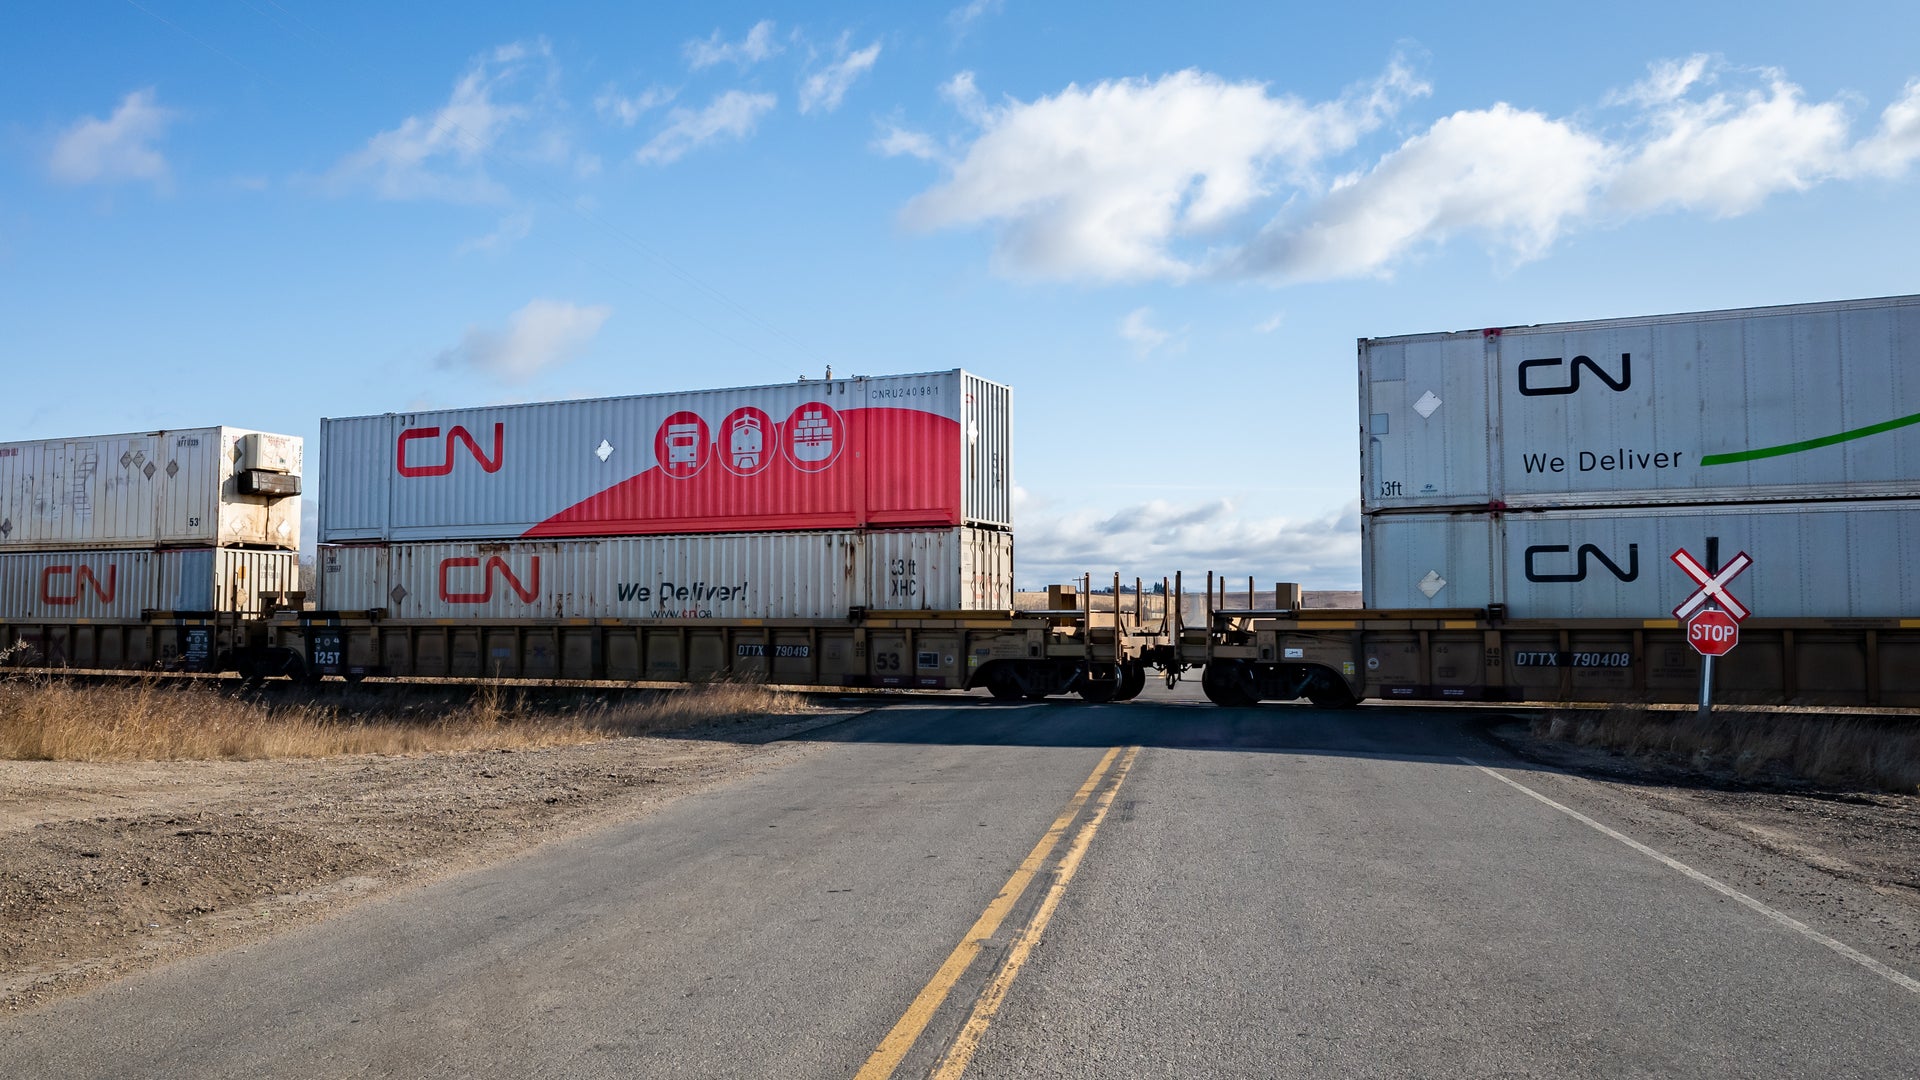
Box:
[685,21,782,70]
[1119,307,1173,357]
[595,84,676,126]
[48,88,177,187]
[894,55,1920,284]
[637,90,778,165]
[433,299,611,381]
[1013,491,1362,588]
[326,40,554,203]
[901,62,1430,281]
[800,38,881,114]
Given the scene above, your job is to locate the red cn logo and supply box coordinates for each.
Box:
[438,556,540,604]
[397,423,505,477]
[41,565,116,605]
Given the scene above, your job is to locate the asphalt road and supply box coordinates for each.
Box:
[5,694,1918,1078]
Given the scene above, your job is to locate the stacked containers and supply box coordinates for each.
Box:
[0,427,304,619]
[317,371,1014,617]
[1358,294,1920,618]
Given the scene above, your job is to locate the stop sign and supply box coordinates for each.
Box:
[1687,608,1739,657]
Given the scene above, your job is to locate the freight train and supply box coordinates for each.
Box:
[5,295,1920,708]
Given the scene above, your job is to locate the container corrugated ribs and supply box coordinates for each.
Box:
[317,527,1014,620]
[1359,294,1920,512]
[1362,500,1920,619]
[0,427,303,552]
[318,370,1012,544]
[0,547,301,619]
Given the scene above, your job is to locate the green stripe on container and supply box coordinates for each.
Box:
[1700,411,1920,466]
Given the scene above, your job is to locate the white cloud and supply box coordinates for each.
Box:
[48,88,177,187]
[1233,104,1609,281]
[1013,491,1362,587]
[1851,77,1920,177]
[455,212,533,256]
[596,84,676,126]
[1254,312,1285,333]
[326,40,553,203]
[800,39,881,115]
[637,90,778,165]
[1607,73,1851,217]
[901,62,1429,281]
[1119,307,1172,357]
[875,124,943,162]
[685,21,782,70]
[434,300,610,381]
[897,56,1920,284]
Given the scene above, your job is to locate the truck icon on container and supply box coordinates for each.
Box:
[665,423,701,468]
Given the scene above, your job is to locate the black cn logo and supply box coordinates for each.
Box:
[1518,353,1631,396]
[1524,543,1639,583]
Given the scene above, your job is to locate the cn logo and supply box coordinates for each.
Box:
[1517,353,1632,396]
[397,424,505,477]
[1523,543,1639,583]
[438,556,540,603]
[41,564,117,605]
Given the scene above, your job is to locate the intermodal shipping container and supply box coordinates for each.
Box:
[318,371,1012,543]
[316,527,1014,620]
[1360,294,1920,512]
[1362,499,1920,619]
[0,547,301,620]
[0,427,303,552]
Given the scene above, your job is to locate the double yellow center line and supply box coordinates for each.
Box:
[855,744,1142,1080]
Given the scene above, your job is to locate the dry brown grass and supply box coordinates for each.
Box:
[0,677,809,762]
[1535,705,1920,794]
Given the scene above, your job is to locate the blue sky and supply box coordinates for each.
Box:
[4,1,1919,587]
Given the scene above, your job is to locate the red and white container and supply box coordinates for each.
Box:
[0,427,303,552]
[317,527,1015,620]
[0,547,301,620]
[318,371,1012,543]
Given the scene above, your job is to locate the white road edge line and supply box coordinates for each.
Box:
[1459,756,1920,996]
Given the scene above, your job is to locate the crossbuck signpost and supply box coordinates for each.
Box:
[1672,547,1753,720]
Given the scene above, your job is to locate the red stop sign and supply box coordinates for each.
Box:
[1687,608,1739,656]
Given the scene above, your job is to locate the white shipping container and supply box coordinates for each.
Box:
[0,547,301,620]
[318,370,1012,543]
[1361,294,1920,511]
[317,528,1014,620]
[1363,500,1920,619]
[0,427,303,551]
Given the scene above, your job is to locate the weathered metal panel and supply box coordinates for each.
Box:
[1364,500,1920,618]
[0,547,300,620]
[1361,294,1920,511]
[316,528,1014,620]
[318,371,1012,543]
[0,427,302,551]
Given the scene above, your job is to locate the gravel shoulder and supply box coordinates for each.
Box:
[0,708,858,1011]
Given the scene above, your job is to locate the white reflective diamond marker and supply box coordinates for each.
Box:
[1413,391,1442,418]
[595,440,614,462]
[1417,571,1447,598]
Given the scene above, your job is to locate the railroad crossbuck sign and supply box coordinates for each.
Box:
[1671,548,1753,622]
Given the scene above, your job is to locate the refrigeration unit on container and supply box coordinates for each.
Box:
[318,370,1012,544]
[1359,294,1920,512]
[0,547,301,620]
[1362,499,1920,619]
[0,427,303,552]
[316,527,1015,621]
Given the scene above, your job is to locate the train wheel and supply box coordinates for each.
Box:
[1201,661,1257,707]
[986,667,1025,701]
[1112,661,1147,701]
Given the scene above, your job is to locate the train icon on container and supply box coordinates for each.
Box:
[653,412,712,478]
[783,402,843,472]
[720,407,777,477]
